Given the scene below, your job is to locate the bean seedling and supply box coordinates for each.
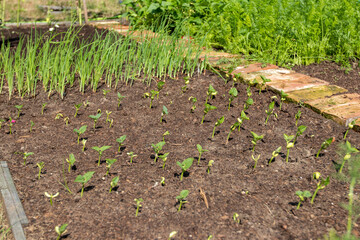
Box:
[176,158,194,181]
[41,103,47,115]
[82,139,87,152]
[295,110,301,126]
[246,86,252,97]
[55,224,68,240]
[205,84,217,104]
[117,93,125,108]
[243,97,253,111]
[45,192,59,206]
[189,96,197,113]
[109,176,119,193]
[252,154,261,169]
[151,141,166,162]
[316,137,334,158]
[105,158,117,175]
[228,87,238,110]
[8,117,14,134]
[339,141,359,173]
[116,135,127,152]
[134,198,143,217]
[74,103,82,117]
[279,90,288,110]
[251,132,264,152]
[157,81,165,91]
[161,177,165,186]
[311,172,330,204]
[92,146,112,166]
[127,152,137,163]
[227,119,240,143]
[268,146,281,165]
[233,213,240,224]
[30,120,34,132]
[212,116,224,138]
[15,105,23,118]
[73,125,87,144]
[66,154,76,173]
[159,153,169,169]
[105,111,112,123]
[284,134,295,163]
[259,75,271,94]
[265,101,275,125]
[295,190,312,209]
[103,89,111,98]
[344,120,356,140]
[19,151,34,165]
[293,125,307,144]
[74,171,95,198]
[146,90,159,108]
[201,104,217,124]
[89,113,102,129]
[237,111,249,131]
[162,131,169,142]
[176,190,189,212]
[161,106,168,123]
[37,162,45,179]
[182,78,190,93]
[169,231,177,240]
[197,144,209,165]
[207,160,214,174]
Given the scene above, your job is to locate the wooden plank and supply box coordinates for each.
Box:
[0,164,8,190]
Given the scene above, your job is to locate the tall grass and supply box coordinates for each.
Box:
[0,24,204,99]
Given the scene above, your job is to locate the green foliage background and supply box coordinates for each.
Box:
[122,0,360,66]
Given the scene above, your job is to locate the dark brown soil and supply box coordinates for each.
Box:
[0,25,360,240]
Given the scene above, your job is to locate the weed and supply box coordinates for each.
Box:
[29,120,34,132]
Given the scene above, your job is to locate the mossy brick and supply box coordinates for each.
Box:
[306,94,360,113]
[285,85,347,103]
[231,63,278,75]
[267,75,328,93]
[236,68,294,85]
[321,104,360,126]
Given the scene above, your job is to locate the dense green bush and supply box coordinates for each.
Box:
[122,0,360,66]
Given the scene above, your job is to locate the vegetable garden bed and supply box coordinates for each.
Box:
[0,25,360,239]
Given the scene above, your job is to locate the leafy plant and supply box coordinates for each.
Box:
[20,151,34,165]
[339,141,359,173]
[66,154,76,173]
[105,159,117,175]
[207,160,214,174]
[117,92,125,108]
[293,125,307,144]
[89,113,102,129]
[74,103,82,118]
[73,125,87,144]
[55,223,68,240]
[243,97,254,111]
[161,105,168,123]
[295,190,312,209]
[116,135,127,152]
[92,146,112,166]
[159,153,169,169]
[205,84,217,104]
[176,158,194,181]
[82,139,87,152]
[228,87,238,110]
[259,75,271,94]
[251,132,264,152]
[74,171,95,198]
[157,81,165,91]
[201,104,217,124]
[29,120,34,132]
[279,90,288,111]
[311,172,330,204]
[151,141,166,162]
[176,190,189,212]
[212,116,224,138]
[162,131,169,142]
[145,90,159,108]
[127,152,137,163]
[41,103,47,115]
[189,96,197,113]
[295,110,301,126]
[252,154,261,169]
[316,137,334,158]
[45,192,59,206]
[227,119,240,143]
[37,162,45,180]
[269,147,281,165]
[109,176,119,193]
[344,120,356,140]
[15,105,23,118]
[134,198,143,217]
[197,144,208,165]
[265,101,275,125]
[284,134,295,163]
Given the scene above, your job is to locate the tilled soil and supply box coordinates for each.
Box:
[0,25,359,240]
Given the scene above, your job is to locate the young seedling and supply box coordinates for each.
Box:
[295,190,312,209]
[284,134,295,163]
[279,90,288,110]
[233,213,240,224]
[227,120,240,143]
[109,176,119,193]
[66,154,76,173]
[316,137,334,158]
[212,116,224,138]
[55,224,68,240]
[237,111,250,132]
[176,158,194,181]
[117,93,126,108]
[55,113,63,120]
[243,97,254,111]
[92,146,112,166]
[251,132,264,152]
[8,117,15,134]
[74,171,95,198]
[41,103,47,115]
[134,198,143,217]
[163,131,170,142]
[109,119,113,128]
[252,154,261,169]
[201,104,217,124]
[82,139,87,152]
[205,84,218,104]
[127,152,137,163]
[74,103,82,117]
[344,120,356,139]
[0,119,4,129]
[265,101,275,125]
[293,125,307,144]
[20,152,34,165]
[295,110,301,126]
[89,113,102,130]
[15,105,23,118]
[157,81,165,91]
[104,111,111,123]
[259,75,271,94]
[64,117,70,126]
[105,159,117,175]
[207,160,214,174]
[197,144,209,165]
[268,146,282,165]
[189,96,197,113]
[103,89,111,98]
[160,177,165,186]
[148,90,159,108]
[116,135,127,152]
[159,153,169,169]
[83,100,90,109]
[181,77,190,93]
[151,141,166,162]
[29,120,34,132]
[169,231,178,240]
[160,106,168,123]
[45,192,59,206]
[339,141,359,173]
[37,162,45,179]
[73,125,87,144]
[176,190,189,212]
[310,172,330,204]
[228,87,238,110]
[246,86,252,97]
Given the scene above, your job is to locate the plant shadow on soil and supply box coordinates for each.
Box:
[0,25,359,239]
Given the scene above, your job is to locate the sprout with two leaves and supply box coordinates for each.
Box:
[134,198,143,217]
[117,93,125,108]
[181,77,190,93]
[103,89,111,98]
[251,131,264,152]
[116,135,127,152]
[92,146,112,166]
[55,224,68,240]
[73,125,87,144]
[15,105,23,118]
[310,172,330,204]
[316,137,334,158]
[157,81,165,91]
[45,192,59,206]
[268,147,281,165]
[74,103,82,117]
[151,141,166,163]
[105,111,112,123]
[265,101,275,125]
[295,190,312,209]
[207,160,214,174]
[189,96,197,113]
[197,144,208,165]
[212,116,224,138]
[89,113,102,129]
[279,90,288,110]
[228,87,238,110]
[19,152,34,165]
[74,171,95,198]
[243,97,254,111]
[295,110,301,126]
[66,154,76,173]
[344,120,356,140]
[176,158,194,181]
[246,86,252,97]
[144,90,159,108]
[201,104,217,124]
[205,84,217,104]
[227,120,240,143]
[339,141,359,173]
[159,153,169,169]
[284,134,295,163]
[127,152,137,163]
[259,75,271,94]
[109,176,119,193]
[105,159,117,175]
[252,154,261,169]
[37,162,45,179]
[176,190,189,212]
[41,103,47,115]
[161,106,168,123]
[162,131,170,142]
[233,213,241,224]
[293,125,307,145]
